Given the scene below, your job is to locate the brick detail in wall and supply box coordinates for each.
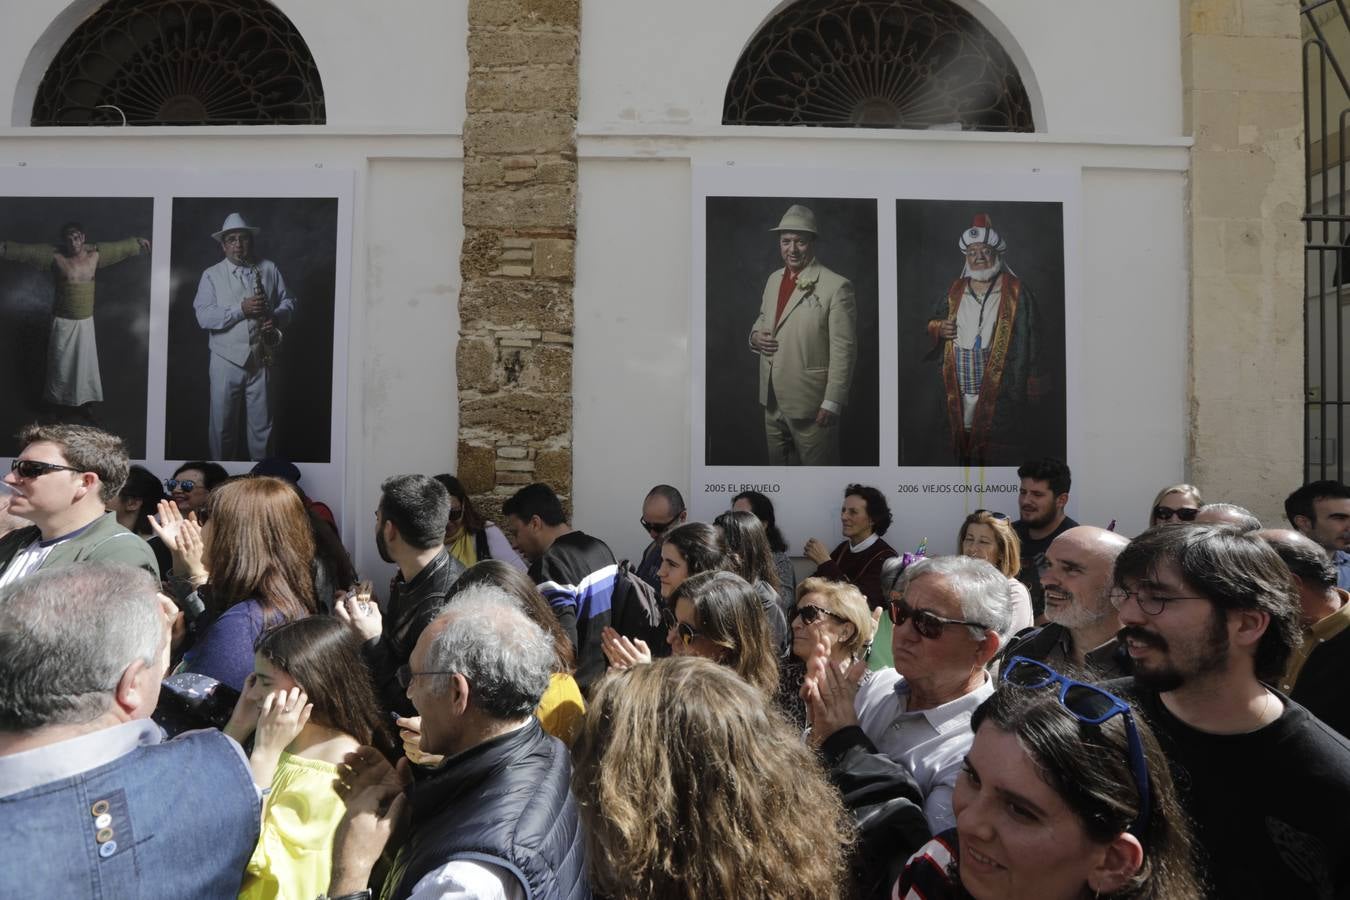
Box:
[458,0,579,523]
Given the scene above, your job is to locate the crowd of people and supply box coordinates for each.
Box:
[3,425,1350,899]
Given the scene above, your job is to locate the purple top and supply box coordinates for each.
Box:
[181,599,270,692]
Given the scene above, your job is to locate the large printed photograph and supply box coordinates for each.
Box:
[0,197,153,457]
[166,197,339,463]
[896,199,1066,467]
[705,196,879,468]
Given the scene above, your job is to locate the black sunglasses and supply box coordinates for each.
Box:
[1001,657,1151,835]
[10,458,82,479]
[661,607,700,646]
[793,604,848,626]
[1152,505,1199,522]
[447,506,464,522]
[165,478,197,493]
[888,595,989,639]
[641,516,678,534]
[967,508,1010,521]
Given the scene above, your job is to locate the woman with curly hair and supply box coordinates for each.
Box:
[804,483,898,611]
[574,656,853,900]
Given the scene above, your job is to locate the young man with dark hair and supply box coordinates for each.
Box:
[1258,528,1350,739]
[502,481,615,653]
[335,473,465,715]
[0,424,158,586]
[1285,480,1350,588]
[1110,524,1350,899]
[1011,456,1075,618]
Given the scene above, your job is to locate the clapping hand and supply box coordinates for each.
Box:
[601,626,652,671]
[149,499,207,582]
[329,747,413,895]
[800,640,866,748]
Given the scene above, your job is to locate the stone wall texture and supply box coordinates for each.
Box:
[1183,0,1303,522]
[459,0,580,521]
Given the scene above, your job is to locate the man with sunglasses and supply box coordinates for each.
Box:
[1286,480,1350,589]
[1110,525,1350,900]
[0,424,159,588]
[635,484,686,591]
[803,555,1012,833]
[998,525,1131,679]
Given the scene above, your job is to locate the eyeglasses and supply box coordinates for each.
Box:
[641,516,678,535]
[662,608,700,646]
[447,506,464,522]
[165,479,196,493]
[10,459,82,480]
[888,596,990,639]
[1001,656,1151,836]
[793,604,848,626]
[396,664,458,689]
[1111,588,1208,616]
[1152,506,1199,522]
[967,508,1010,521]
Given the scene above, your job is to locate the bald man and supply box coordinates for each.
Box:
[998,525,1132,679]
[1258,528,1350,739]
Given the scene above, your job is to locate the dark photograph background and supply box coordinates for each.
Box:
[0,197,153,457]
[896,199,1066,467]
[705,196,879,467]
[167,197,338,463]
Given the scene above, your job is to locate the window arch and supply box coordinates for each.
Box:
[723,0,1034,132]
[31,0,325,126]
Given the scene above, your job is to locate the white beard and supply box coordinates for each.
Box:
[963,257,1003,283]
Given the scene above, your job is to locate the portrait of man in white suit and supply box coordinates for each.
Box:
[748,204,857,466]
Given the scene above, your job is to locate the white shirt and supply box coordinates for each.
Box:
[847,533,880,554]
[407,861,525,900]
[855,668,994,833]
[954,281,1002,351]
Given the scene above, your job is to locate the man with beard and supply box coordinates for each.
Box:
[925,214,1047,465]
[1109,524,1350,900]
[1011,457,1076,618]
[334,474,465,716]
[748,204,857,466]
[998,525,1130,678]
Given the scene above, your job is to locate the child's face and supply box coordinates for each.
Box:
[246,652,300,707]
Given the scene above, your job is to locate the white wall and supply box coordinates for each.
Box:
[573,0,1191,563]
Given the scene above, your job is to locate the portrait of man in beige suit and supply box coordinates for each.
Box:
[748,204,857,466]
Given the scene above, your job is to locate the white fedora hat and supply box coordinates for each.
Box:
[212,212,260,242]
[769,204,818,235]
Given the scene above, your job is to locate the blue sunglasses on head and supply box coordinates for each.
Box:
[1001,656,1151,836]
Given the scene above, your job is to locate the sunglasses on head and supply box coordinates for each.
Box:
[165,479,196,493]
[793,604,848,626]
[661,607,700,646]
[967,508,1010,521]
[888,595,990,639]
[10,458,82,480]
[1001,656,1152,835]
[1152,505,1199,522]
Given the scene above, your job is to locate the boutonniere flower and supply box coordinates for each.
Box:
[796,276,818,295]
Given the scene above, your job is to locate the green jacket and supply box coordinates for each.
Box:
[0,512,160,581]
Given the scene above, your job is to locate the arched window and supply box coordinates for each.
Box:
[31,0,325,126]
[723,0,1034,132]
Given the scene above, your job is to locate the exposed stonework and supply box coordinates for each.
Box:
[1183,0,1302,522]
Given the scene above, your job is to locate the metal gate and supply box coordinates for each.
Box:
[1304,1,1350,481]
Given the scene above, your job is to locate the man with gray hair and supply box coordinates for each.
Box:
[328,587,588,900]
[0,562,259,897]
[804,555,1010,833]
[1194,502,1261,532]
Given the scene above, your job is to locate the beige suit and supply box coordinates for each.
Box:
[749,258,857,465]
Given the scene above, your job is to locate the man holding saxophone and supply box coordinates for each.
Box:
[193,212,295,461]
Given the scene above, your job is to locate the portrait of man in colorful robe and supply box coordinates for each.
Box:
[923,213,1050,466]
[0,223,149,417]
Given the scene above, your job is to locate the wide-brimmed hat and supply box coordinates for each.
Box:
[212,212,260,242]
[769,204,818,235]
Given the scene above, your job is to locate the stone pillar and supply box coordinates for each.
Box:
[458,0,579,520]
[1183,0,1303,520]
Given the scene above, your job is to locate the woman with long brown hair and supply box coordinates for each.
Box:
[225,616,397,900]
[175,476,317,691]
[665,570,779,695]
[573,656,853,900]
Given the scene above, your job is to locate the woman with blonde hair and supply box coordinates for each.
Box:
[170,476,317,691]
[1148,483,1202,527]
[573,656,853,900]
[956,509,1034,633]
